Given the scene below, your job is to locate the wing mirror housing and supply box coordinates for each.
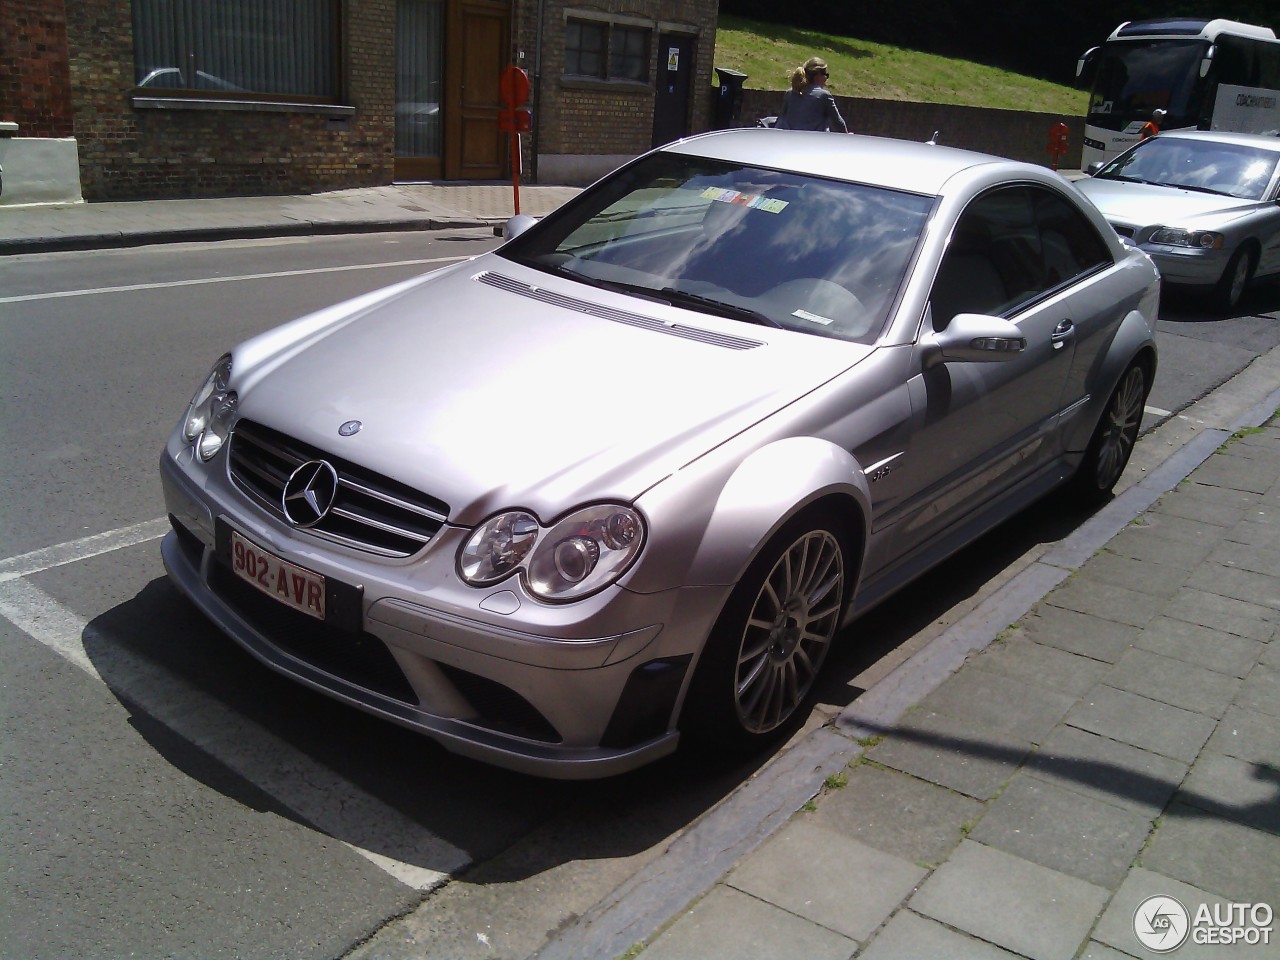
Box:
[1200,44,1216,78]
[502,214,538,240]
[923,313,1027,366]
[1076,46,1099,85]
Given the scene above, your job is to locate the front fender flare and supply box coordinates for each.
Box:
[627,436,872,595]
[1065,307,1158,453]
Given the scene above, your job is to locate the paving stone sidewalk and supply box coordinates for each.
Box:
[0,182,582,254]
[636,421,1280,960]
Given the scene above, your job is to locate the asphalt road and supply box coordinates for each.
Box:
[1,234,1277,959]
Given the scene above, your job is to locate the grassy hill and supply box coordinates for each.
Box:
[713,15,1089,115]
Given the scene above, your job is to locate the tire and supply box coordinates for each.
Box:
[1071,361,1149,504]
[682,510,850,753]
[1213,245,1256,314]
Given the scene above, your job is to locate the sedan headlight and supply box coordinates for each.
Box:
[458,504,645,602]
[1149,228,1224,249]
[183,354,238,461]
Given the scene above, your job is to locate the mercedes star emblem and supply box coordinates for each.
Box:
[282,460,339,527]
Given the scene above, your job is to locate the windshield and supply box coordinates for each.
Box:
[1088,39,1209,128]
[499,153,934,344]
[1097,136,1280,199]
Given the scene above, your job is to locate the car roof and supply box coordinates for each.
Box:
[1146,129,1280,153]
[661,128,1018,196]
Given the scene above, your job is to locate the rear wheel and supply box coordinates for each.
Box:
[1071,362,1148,504]
[683,511,850,752]
[1213,245,1256,313]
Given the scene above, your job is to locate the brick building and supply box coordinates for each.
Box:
[1,0,718,202]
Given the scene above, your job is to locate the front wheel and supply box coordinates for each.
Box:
[1213,245,1256,313]
[1071,362,1149,504]
[683,512,849,752]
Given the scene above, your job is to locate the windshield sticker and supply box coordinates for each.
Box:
[701,187,789,213]
[792,308,835,326]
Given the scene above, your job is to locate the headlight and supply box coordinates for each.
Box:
[1149,228,1224,249]
[458,504,645,602]
[182,354,238,460]
[458,511,539,584]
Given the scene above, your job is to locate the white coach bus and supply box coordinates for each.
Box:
[1077,18,1280,168]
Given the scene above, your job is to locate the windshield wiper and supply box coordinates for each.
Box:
[526,264,785,328]
[1154,181,1231,197]
[658,288,784,328]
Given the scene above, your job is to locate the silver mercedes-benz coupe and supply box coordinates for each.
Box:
[160,129,1160,778]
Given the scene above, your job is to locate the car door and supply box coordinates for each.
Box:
[869,185,1083,561]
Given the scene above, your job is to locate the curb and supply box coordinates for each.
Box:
[0,216,499,255]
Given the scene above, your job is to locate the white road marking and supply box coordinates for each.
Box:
[0,517,170,582]
[0,255,472,304]
[1145,404,1172,418]
[0,528,469,892]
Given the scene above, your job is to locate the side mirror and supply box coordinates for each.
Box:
[1086,161,1105,176]
[1200,44,1216,78]
[923,313,1027,366]
[1075,46,1099,86]
[502,214,538,240]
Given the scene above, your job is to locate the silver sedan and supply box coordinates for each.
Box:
[160,130,1159,778]
[1074,130,1280,311]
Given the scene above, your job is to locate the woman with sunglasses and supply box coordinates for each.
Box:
[776,57,849,133]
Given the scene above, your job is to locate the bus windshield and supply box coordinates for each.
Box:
[1088,39,1209,128]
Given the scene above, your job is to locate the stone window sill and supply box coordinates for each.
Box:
[559,77,651,95]
[132,96,355,117]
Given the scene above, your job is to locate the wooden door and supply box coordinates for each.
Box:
[444,0,509,179]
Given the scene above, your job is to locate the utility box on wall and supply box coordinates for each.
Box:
[0,133,84,206]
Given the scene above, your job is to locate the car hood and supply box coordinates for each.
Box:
[233,254,871,524]
[1074,177,1257,229]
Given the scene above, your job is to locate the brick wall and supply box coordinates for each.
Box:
[65,0,395,200]
[740,88,1086,168]
[517,0,717,166]
[2,0,74,137]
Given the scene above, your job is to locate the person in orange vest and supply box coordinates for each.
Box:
[1140,108,1167,140]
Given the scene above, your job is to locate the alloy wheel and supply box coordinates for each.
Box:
[1094,365,1145,490]
[733,529,844,734]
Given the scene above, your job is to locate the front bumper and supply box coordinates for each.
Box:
[1140,243,1229,287]
[160,448,727,779]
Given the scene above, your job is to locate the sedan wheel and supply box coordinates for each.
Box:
[1214,246,1256,313]
[684,514,848,750]
[1072,362,1148,503]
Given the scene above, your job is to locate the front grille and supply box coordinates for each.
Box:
[228,419,449,558]
[1111,224,1136,238]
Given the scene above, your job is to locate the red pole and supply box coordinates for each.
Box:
[511,130,521,216]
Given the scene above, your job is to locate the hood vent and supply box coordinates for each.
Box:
[475,271,764,351]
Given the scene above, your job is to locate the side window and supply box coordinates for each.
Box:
[930,185,1112,330]
[1031,188,1113,286]
[930,188,1039,330]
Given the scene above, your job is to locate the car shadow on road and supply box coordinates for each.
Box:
[1160,277,1280,324]
[82,577,775,881]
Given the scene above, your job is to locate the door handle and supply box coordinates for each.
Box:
[1051,319,1075,349]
